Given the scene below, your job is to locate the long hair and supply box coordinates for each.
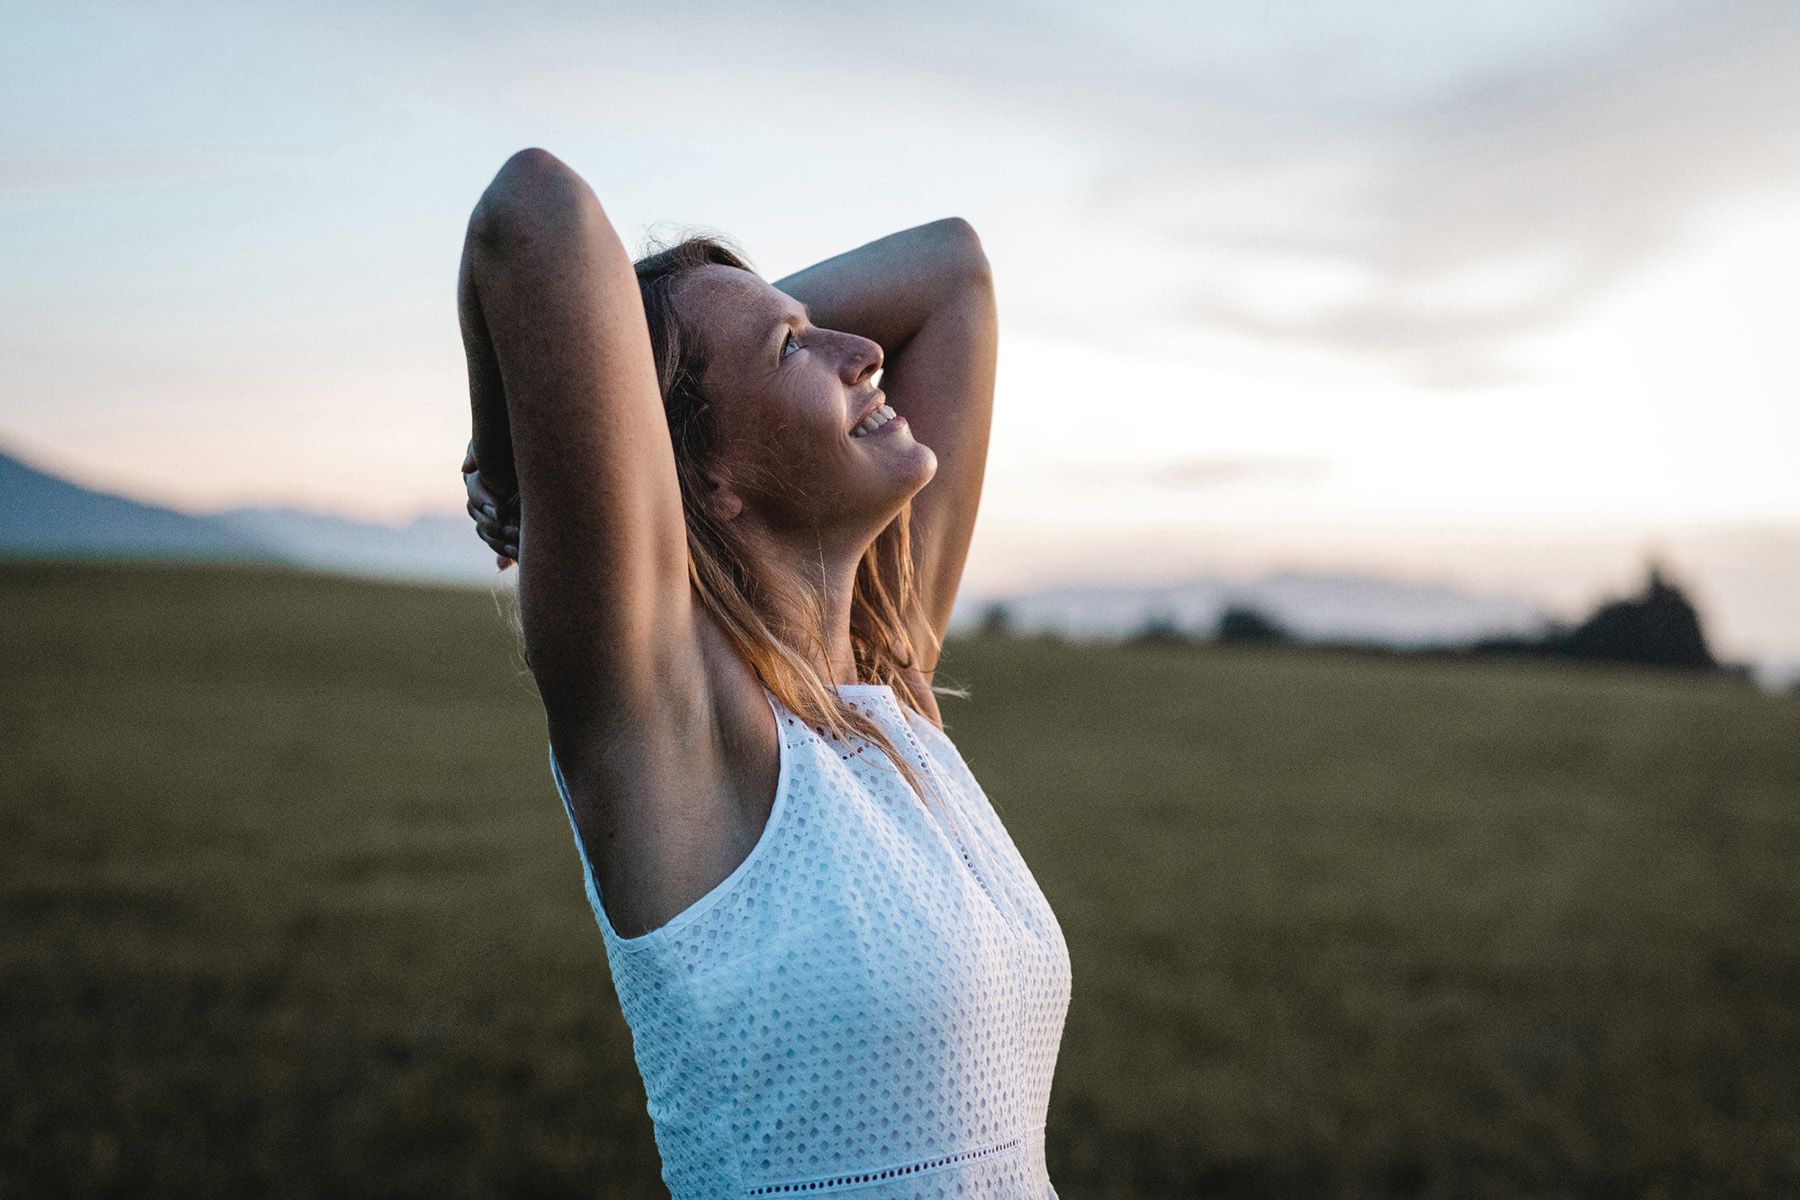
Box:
[633,234,959,811]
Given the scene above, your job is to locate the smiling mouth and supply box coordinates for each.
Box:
[848,388,886,429]
[850,403,901,438]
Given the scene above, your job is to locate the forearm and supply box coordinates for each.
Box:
[782,219,998,654]
[772,217,992,356]
[459,245,517,499]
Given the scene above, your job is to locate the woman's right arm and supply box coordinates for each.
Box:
[457,149,701,751]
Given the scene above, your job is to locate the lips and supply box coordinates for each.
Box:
[849,390,885,433]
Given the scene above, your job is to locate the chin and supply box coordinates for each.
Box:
[904,440,938,486]
[832,442,936,527]
[888,444,937,505]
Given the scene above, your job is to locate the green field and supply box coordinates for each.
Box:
[3,562,1797,1198]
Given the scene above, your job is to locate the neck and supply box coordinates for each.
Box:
[741,522,871,685]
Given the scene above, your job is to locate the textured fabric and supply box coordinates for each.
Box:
[549,682,1072,1198]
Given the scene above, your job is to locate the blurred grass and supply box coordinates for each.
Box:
[2,560,1797,1199]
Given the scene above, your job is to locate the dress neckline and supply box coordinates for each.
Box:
[759,681,899,707]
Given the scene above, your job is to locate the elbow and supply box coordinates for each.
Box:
[494,147,576,193]
[930,216,993,292]
[470,148,604,252]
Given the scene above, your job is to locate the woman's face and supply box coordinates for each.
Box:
[674,265,937,539]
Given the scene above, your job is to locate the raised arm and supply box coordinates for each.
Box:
[773,219,997,664]
[458,149,701,747]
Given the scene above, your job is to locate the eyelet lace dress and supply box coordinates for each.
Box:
[548,682,1072,1198]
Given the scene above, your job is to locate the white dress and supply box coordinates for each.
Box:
[549,682,1072,1198]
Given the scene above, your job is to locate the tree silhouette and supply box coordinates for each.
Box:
[976,602,1014,639]
[1474,560,1716,669]
[1557,562,1713,667]
[1215,603,1292,644]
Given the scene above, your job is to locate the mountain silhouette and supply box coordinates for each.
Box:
[0,447,267,562]
[0,446,497,584]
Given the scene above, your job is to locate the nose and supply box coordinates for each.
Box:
[842,333,883,387]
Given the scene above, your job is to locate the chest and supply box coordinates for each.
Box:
[776,714,1070,1019]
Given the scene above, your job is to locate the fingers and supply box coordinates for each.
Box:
[463,461,519,517]
[466,494,499,533]
[465,467,499,516]
[496,518,518,570]
[462,439,516,508]
[465,496,518,558]
[462,440,518,568]
[466,492,501,535]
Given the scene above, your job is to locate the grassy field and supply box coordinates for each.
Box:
[3,561,1797,1198]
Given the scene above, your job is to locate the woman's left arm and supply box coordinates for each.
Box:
[774,218,997,663]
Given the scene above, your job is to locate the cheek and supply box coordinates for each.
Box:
[723,394,847,499]
[761,377,847,458]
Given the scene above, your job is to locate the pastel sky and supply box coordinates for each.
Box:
[6,0,1798,667]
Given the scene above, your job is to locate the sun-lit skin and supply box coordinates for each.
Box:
[457,147,997,938]
[668,265,938,674]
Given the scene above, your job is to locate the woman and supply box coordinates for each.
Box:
[457,147,1071,1197]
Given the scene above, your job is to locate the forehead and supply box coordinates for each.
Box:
[672,265,795,347]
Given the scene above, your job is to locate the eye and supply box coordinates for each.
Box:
[781,328,801,360]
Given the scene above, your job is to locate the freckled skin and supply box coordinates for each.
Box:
[671,265,938,552]
[458,149,996,938]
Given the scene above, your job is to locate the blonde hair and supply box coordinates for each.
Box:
[628,234,961,809]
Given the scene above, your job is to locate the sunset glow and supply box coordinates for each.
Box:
[6,0,1797,673]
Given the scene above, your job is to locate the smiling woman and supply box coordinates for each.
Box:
[455,148,1070,1197]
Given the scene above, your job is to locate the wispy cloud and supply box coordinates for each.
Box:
[1069,2,1800,386]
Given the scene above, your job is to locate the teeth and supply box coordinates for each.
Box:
[851,404,896,438]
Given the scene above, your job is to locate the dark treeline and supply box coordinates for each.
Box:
[1470,563,1714,669]
[980,562,1739,677]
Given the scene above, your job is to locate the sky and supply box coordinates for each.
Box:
[5,0,1798,672]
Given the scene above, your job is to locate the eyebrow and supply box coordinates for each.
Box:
[771,303,813,344]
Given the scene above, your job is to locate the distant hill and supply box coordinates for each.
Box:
[0,447,500,586]
[211,506,499,586]
[7,446,1771,677]
[0,448,268,562]
[3,444,1546,643]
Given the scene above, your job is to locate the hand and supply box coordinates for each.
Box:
[462,440,520,569]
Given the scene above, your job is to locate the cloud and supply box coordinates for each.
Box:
[1087,3,1800,387]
